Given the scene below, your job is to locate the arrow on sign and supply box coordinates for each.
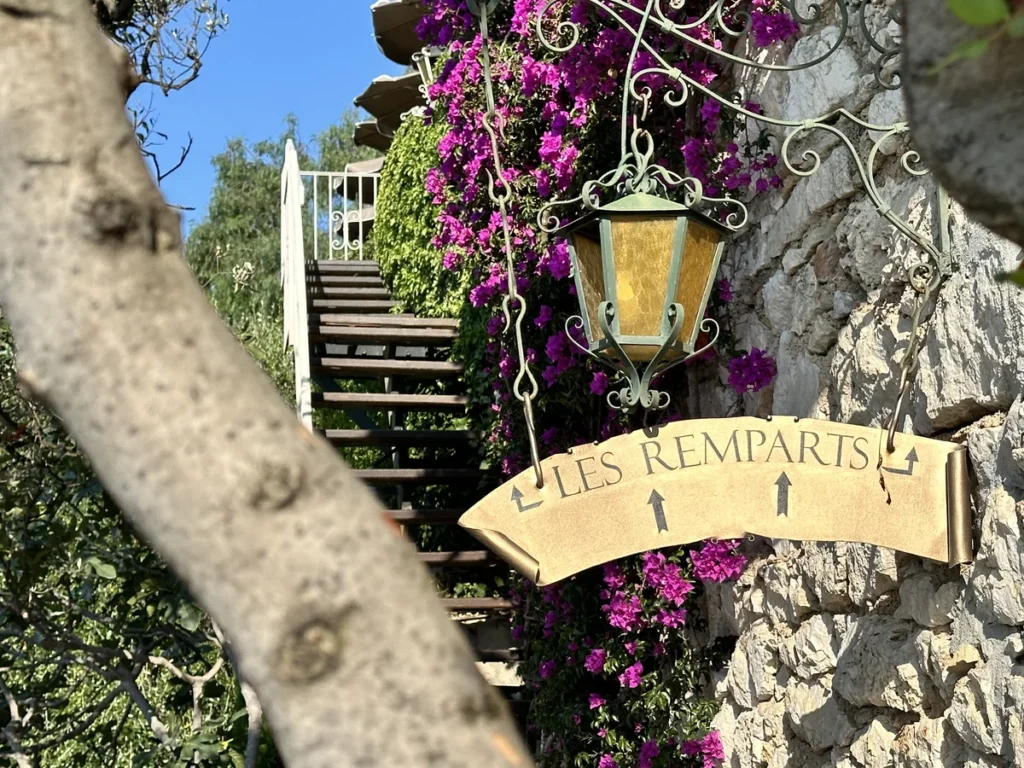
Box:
[883,448,919,477]
[648,489,668,532]
[775,473,792,517]
[511,486,542,513]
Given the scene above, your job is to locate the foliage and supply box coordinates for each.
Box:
[997,262,1024,288]
[0,319,262,767]
[186,110,379,399]
[933,0,1024,70]
[0,102,375,766]
[511,552,741,768]
[375,116,473,318]
[377,0,803,763]
[89,0,231,188]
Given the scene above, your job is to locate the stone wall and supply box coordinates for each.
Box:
[693,3,1024,766]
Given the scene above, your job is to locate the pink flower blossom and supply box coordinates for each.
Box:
[690,540,748,582]
[538,659,557,679]
[727,348,777,394]
[618,661,643,689]
[584,648,607,673]
[682,731,726,768]
[588,693,606,709]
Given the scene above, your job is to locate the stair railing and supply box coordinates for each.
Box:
[301,169,380,262]
[280,139,313,430]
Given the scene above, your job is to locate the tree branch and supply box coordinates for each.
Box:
[0,673,35,768]
[115,669,173,746]
[240,681,263,768]
[0,4,529,767]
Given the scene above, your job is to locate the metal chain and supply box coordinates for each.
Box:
[474,0,544,488]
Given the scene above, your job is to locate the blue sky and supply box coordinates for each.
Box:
[149,1,404,231]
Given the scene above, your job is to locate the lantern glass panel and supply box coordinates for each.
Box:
[608,215,679,340]
[673,218,721,349]
[571,229,606,347]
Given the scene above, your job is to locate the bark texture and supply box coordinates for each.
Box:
[0,3,529,767]
[903,0,1024,249]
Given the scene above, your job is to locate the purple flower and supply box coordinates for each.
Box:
[750,3,800,47]
[602,592,643,632]
[534,304,554,327]
[538,659,557,679]
[682,731,726,768]
[690,539,748,583]
[727,348,777,394]
[597,728,608,739]
[639,740,660,768]
[716,277,734,303]
[588,693,606,709]
[603,563,626,589]
[584,648,607,673]
[655,608,687,628]
[540,426,559,446]
[625,641,638,656]
[618,661,643,689]
[590,371,609,396]
[598,755,617,768]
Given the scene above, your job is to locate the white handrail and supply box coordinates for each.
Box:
[281,143,382,431]
[280,139,313,431]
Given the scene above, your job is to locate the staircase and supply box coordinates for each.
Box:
[280,141,522,701]
[305,258,520,685]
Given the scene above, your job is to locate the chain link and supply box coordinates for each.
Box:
[475,1,544,488]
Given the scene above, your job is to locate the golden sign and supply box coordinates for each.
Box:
[459,417,973,586]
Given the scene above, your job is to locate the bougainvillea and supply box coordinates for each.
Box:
[414,1,796,763]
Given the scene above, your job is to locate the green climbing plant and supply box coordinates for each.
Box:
[374,115,474,318]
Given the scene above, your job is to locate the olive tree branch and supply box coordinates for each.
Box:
[0,3,530,767]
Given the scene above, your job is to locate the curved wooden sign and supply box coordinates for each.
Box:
[459,417,973,586]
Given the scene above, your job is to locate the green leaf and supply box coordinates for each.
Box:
[176,602,202,632]
[86,556,117,580]
[947,0,1010,26]
[997,266,1024,287]
[930,38,991,73]
[1008,13,1024,36]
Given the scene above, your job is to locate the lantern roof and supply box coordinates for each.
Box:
[555,192,731,238]
[596,192,688,213]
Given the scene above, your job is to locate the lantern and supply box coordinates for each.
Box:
[562,192,728,411]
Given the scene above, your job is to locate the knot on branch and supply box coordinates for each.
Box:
[274,607,355,685]
[248,459,305,513]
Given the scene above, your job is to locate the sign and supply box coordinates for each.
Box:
[459,417,973,586]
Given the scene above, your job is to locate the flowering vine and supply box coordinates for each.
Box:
[415,1,796,763]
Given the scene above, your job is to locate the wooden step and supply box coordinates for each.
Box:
[307,260,379,274]
[476,649,520,662]
[441,598,514,611]
[310,326,458,345]
[385,509,464,525]
[312,392,468,411]
[355,468,487,486]
[306,275,385,288]
[311,358,463,379]
[307,287,392,299]
[309,299,398,312]
[324,429,477,447]
[310,313,457,329]
[419,551,497,567]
